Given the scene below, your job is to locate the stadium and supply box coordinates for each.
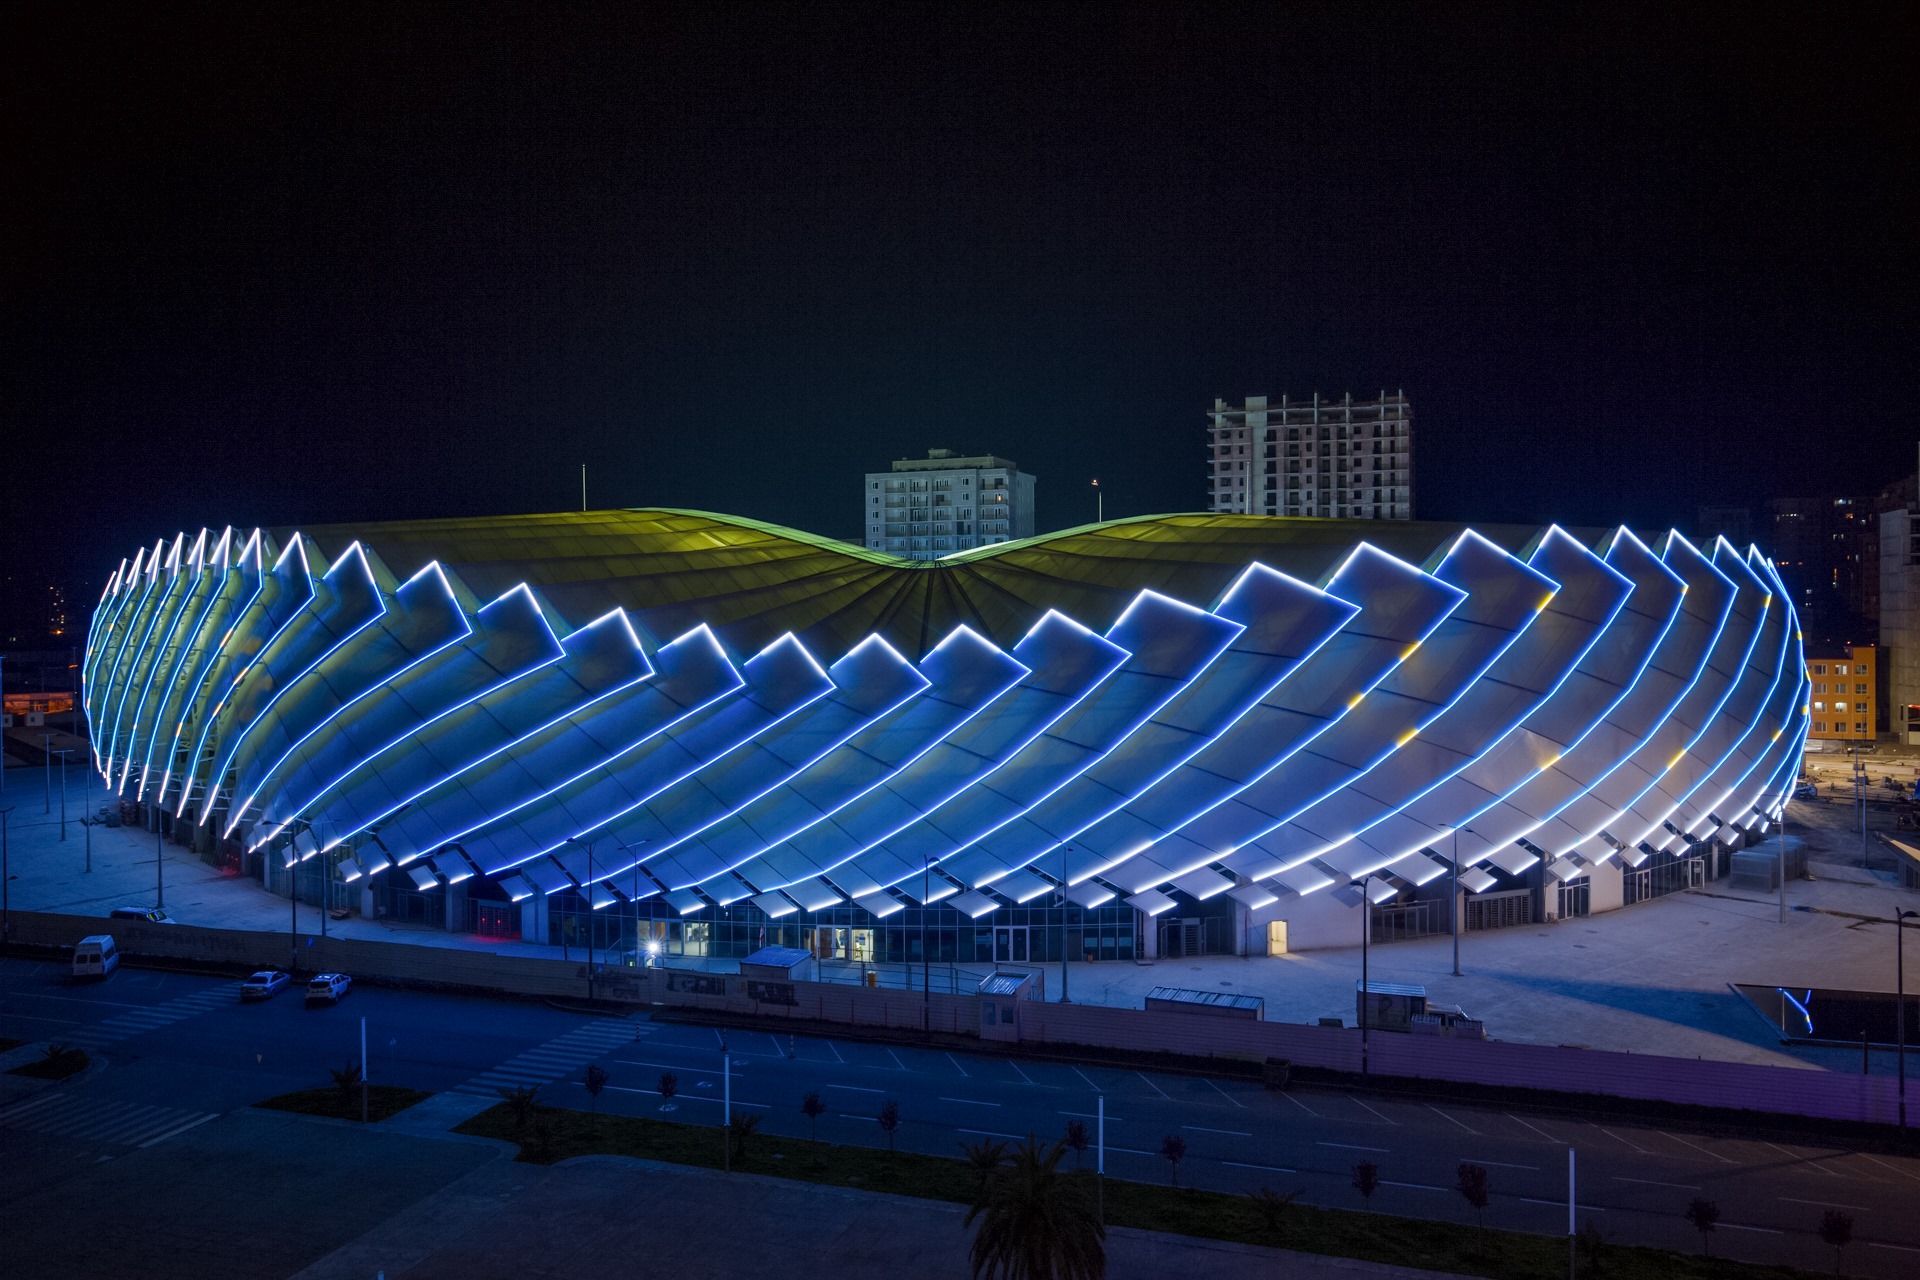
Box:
[80,510,1805,971]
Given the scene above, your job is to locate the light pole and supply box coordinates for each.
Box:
[1359,872,1374,1078]
[53,749,70,842]
[1091,478,1102,524]
[1060,843,1072,1004]
[283,817,315,975]
[922,854,933,1031]
[1899,908,1917,1130]
[43,732,53,814]
[1778,800,1787,925]
[564,836,598,1002]
[1439,824,1473,977]
[2,805,14,947]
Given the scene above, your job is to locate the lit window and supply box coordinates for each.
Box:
[1835,664,1849,676]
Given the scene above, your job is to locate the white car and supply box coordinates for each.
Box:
[305,973,352,1004]
[240,970,291,1001]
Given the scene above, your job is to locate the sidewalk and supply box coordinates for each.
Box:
[6,761,1918,1076]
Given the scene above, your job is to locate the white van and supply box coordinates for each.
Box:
[72,935,119,979]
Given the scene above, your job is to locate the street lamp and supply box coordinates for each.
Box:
[43,732,53,814]
[1898,907,1918,1130]
[1438,824,1474,977]
[53,749,71,842]
[282,817,318,974]
[564,836,598,1002]
[1059,843,1073,1005]
[922,853,933,1031]
[1,805,14,947]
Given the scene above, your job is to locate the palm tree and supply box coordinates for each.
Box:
[1160,1134,1187,1188]
[962,1137,1010,1208]
[878,1099,900,1153]
[1246,1187,1300,1241]
[801,1090,826,1144]
[1685,1197,1719,1257]
[497,1084,541,1141]
[964,1135,1105,1280]
[728,1113,760,1164]
[330,1062,363,1116]
[1063,1119,1089,1169]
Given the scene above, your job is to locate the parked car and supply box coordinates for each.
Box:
[305,973,352,1004]
[109,906,173,923]
[240,970,291,1001]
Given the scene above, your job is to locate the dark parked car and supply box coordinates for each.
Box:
[240,970,291,1001]
[109,906,173,923]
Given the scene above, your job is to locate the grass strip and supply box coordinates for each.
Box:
[455,1102,1817,1279]
[256,1084,434,1123]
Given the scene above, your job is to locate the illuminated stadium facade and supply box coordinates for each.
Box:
[82,510,1806,966]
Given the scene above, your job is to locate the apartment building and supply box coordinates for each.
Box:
[1207,391,1412,519]
[863,449,1036,561]
[1807,643,1877,742]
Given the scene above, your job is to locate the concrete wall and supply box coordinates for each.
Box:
[13,909,1902,1127]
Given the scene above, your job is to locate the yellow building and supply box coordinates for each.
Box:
[1807,643,1876,741]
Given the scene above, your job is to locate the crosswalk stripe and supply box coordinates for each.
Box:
[0,1093,69,1122]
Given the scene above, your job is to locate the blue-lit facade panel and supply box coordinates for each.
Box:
[83,512,1805,955]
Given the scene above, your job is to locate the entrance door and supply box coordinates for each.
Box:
[993,926,1028,963]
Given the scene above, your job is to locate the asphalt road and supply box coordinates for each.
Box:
[4,957,1918,1278]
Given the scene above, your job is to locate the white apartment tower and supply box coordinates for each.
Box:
[1208,392,1413,519]
[864,449,1037,560]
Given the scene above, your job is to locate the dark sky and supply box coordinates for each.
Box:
[8,3,1916,619]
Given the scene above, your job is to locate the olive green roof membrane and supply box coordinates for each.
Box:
[285,508,1562,660]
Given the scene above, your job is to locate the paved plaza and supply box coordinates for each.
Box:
[4,748,1918,1077]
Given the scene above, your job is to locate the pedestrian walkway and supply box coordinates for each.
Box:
[0,1091,218,1148]
[449,1016,644,1099]
[61,981,242,1051]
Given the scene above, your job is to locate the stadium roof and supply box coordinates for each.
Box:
[286,508,1571,659]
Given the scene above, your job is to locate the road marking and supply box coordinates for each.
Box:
[825,1040,846,1065]
[1613,1176,1699,1190]
[1762,1141,1844,1178]
[1855,1152,1920,1183]
[1382,1180,1445,1192]
[1204,1078,1247,1109]
[1280,1092,1320,1118]
[827,1084,883,1093]
[1352,1098,1397,1125]
[1596,1125,1654,1156]
[1514,1197,1604,1211]
[1072,1066,1100,1091]
[886,1048,907,1071]
[837,1113,876,1122]
[1184,1125,1252,1137]
[940,1097,1000,1107]
[1137,1072,1170,1100]
[1719,1223,1782,1235]
[1505,1113,1562,1143]
[960,1127,1023,1140]
[1060,1110,1116,1122]
[1659,1131,1736,1164]
[1108,1146,1154,1156]
[1779,1196,1866,1211]
[1008,1061,1036,1086]
[1466,1160,1538,1172]
[137,1113,219,1148]
[946,1053,971,1078]
[1224,1160,1295,1173]
[1317,1141,1389,1153]
[1870,1242,1920,1253]
[1427,1104,1477,1134]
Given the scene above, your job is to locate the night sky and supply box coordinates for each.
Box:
[8,4,1915,633]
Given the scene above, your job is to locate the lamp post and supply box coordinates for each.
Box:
[922,854,932,1031]
[1091,478,1102,524]
[1439,824,1473,977]
[564,836,598,1002]
[43,732,53,814]
[283,817,314,975]
[1359,872,1373,1078]
[1899,908,1918,1130]
[2,805,14,947]
[53,749,70,842]
[1060,843,1072,1004]
[1778,800,1788,925]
